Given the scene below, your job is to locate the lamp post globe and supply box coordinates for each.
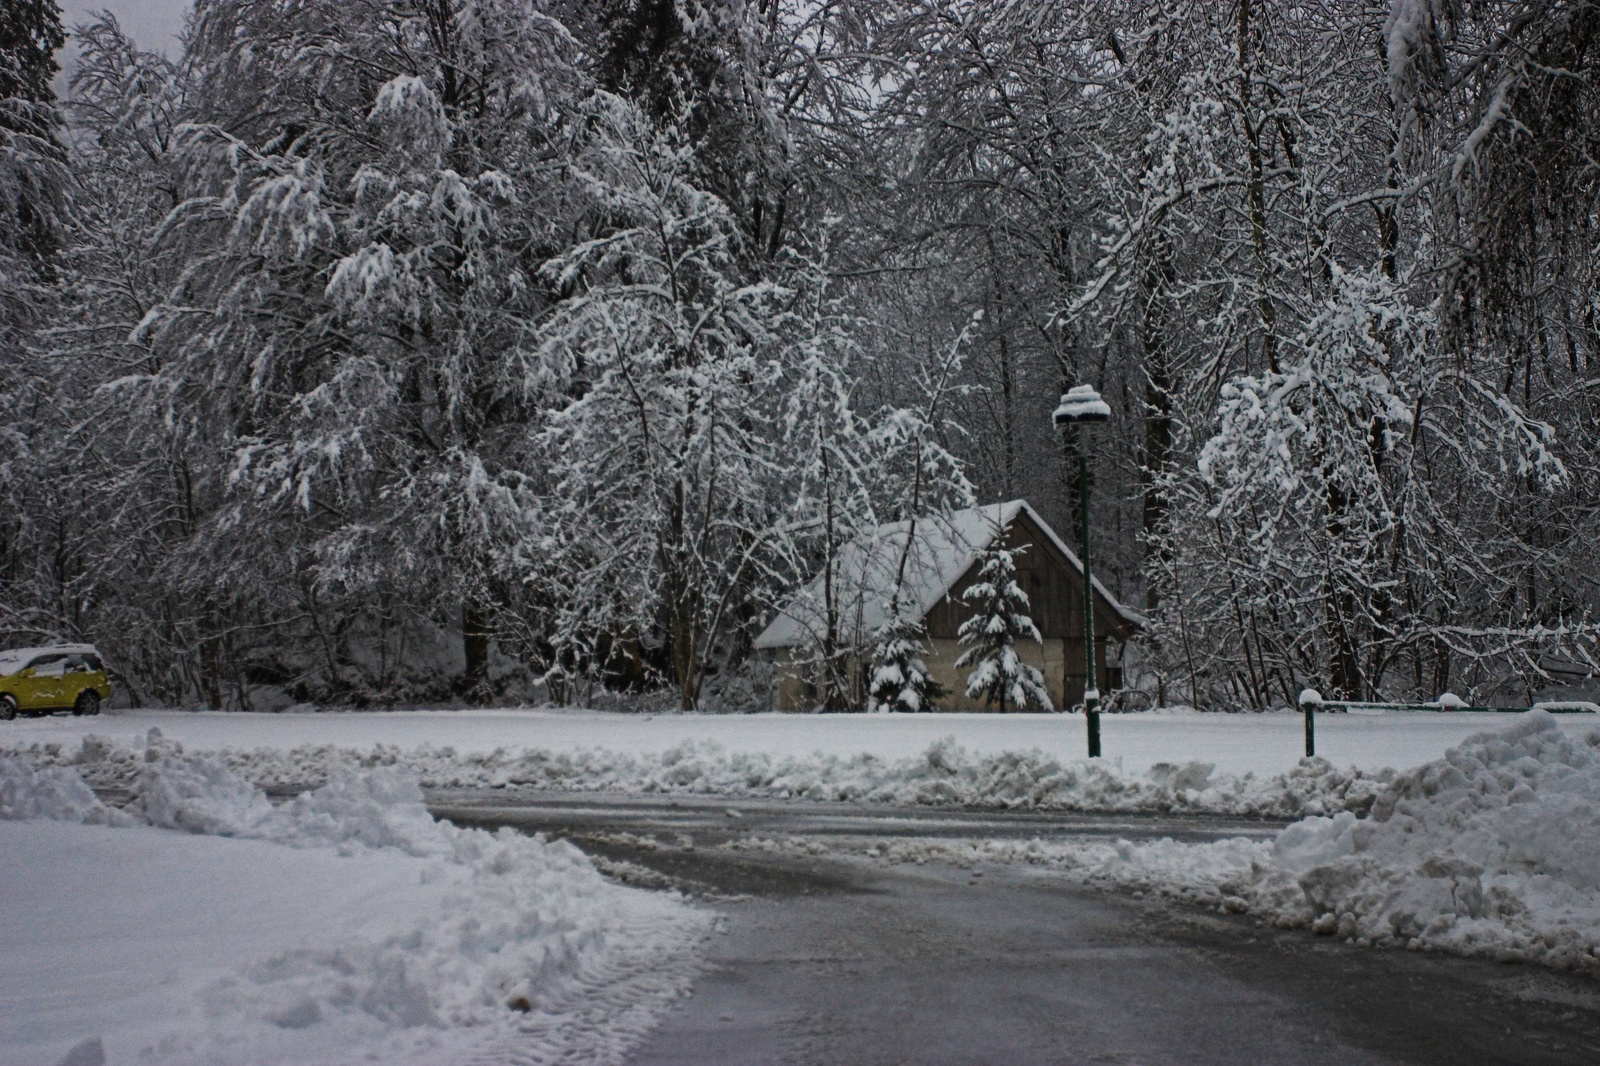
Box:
[1052,384,1109,758]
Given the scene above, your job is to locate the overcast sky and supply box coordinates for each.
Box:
[54,0,192,91]
[59,0,190,51]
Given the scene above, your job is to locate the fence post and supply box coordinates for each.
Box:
[1298,689,1321,759]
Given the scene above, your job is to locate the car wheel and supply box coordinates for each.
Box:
[0,694,15,721]
[73,690,101,717]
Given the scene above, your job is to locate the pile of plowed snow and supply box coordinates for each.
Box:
[1267,709,1600,968]
[0,758,137,826]
[4,728,1389,818]
[0,737,710,1066]
[809,711,1600,974]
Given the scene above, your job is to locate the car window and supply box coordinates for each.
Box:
[27,654,68,676]
[84,655,104,672]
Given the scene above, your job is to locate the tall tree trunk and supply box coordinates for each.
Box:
[463,602,490,697]
[1323,485,1363,700]
[986,232,1017,497]
[1140,238,1175,611]
[200,627,224,710]
[819,442,847,711]
[665,479,701,711]
[1237,0,1279,373]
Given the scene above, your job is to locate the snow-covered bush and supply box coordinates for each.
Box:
[867,607,946,713]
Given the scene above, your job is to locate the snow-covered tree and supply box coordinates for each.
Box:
[858,318,981,713]
[777,242,981,710]
[955,542,1051,712]
[770,233,880,709]
[533,93,800,709]
[1183,264,1571,702]
[866,605,945,713]
[32,2,588,703]
[180,0,582,695]
[0,0,66,283]
[0,0,70,647]
[4,0,1595,711]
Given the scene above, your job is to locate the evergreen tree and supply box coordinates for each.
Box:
[0,0,67,650]
[0,0,66,274]
[0,0,64,101]
[45,3,585,703]
[866,600,945,712]
[955,543,1051,712]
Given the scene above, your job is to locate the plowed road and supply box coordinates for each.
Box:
[431,792,1600,1066]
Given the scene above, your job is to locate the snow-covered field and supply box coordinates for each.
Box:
[0,750,710,1066]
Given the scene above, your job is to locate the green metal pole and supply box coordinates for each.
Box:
[1080,441,1101,758]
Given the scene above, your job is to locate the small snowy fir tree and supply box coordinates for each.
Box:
[867,601,946,712]
[955,545,1052,712]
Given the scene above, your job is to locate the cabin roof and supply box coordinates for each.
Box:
[752,499,1144,650]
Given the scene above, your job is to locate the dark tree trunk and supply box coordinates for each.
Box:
[1237,0,1279,374]
[1140,239,1175,611]
[463,603,490,697]
[1323,485,1363,700]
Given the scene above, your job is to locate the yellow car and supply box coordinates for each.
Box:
[0,644,113,720]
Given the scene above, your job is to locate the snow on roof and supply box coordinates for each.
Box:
[753,500,1143,650]
[0,644,101,677]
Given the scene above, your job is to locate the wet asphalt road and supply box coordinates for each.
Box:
[430,791,1600,1066]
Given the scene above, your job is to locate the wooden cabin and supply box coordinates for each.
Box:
[754,500,1143,711]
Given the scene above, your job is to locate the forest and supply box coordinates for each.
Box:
[1,0,1596,711]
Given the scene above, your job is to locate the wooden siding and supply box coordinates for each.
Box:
[922,511,1133,642]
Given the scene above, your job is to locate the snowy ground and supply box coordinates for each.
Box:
[6,706,1583,776]
[0,752,710,1066]
[4,706,1599,1064]
[711,711,1600,978]
[5,707,1597,820]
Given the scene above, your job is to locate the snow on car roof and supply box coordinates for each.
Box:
[753,500,1142,650]
[0,643,102,676]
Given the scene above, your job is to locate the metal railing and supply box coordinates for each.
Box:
[1295,690,1598,758]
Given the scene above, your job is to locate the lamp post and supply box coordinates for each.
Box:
[1053,384,1110,758]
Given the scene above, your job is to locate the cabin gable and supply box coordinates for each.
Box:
[922,510,1135,643]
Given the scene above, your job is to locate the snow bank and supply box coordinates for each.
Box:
[133,739,276,835]
[0,758,133,826]
[819,711,1600,975]
[7,727,1393,819]
[12,707,1592,778]
[1267,709,1600,968]
[0,743,710,1066]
